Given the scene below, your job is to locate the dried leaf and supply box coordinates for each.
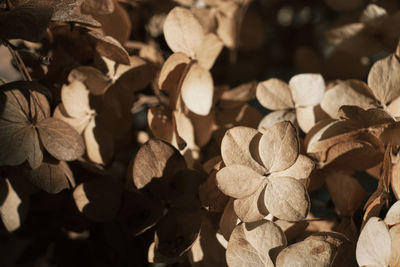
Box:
[181,63,214,116]
[36,118,85,161]
[356,217,391,267]
[259,121,299,173]
[81,0,114,15]
[264,176,310,221]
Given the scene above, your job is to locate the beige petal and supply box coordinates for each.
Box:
[360,4,387,23]
[389,224,400,267]
[195,33,223,70]
[256,78,294,110]
[289,73,325,107]
[258,110,297,131]
[216,165,264,199]
[219,81,257,109]
[386,96,400,117]
[264,176,310,221]
[320,80,377,119]
[296,105,321,133]
[384,200,400,226]
[181,63,214,116]
[53,104,91,135]
[163,7,204,58]
[221,126,265,174]
[84,118,114,165]
[368,54,400,105]
[233,181,268,223]
[61,80,91,118]
[158,52,190,92]
[227,220,286,267]
[259,121,299,173]
[68,66,111,95]
[276,238,336,267]
[272,155,314,180]
[243,220,287,266]
[0,178,29,232]
[356,217,391,267]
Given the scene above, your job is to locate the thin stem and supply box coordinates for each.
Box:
[4,41,32,81]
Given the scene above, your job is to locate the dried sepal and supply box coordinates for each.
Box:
[73,177,123,222]
[258,121,299,173]
[264,176,310,222]
[289,73,325,107]
[256,78,294,110]
[131,139,187,189]
[226,220,287,267]
[384,200,400,226]
[29,159,75,194]
[356,217,391,267]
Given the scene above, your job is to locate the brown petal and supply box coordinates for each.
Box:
[0,121,42,169]
[221,126,265,174]
[181,63,214,116]
[73,177,122,222]
[368,54,400,106]
[36,118,85,161]
[259,121,299,173]
[53,104,90,134]
[324,172,367,216]
[87,30,130,65]
[289,74,325,107]
[356,217,391,267]
[216,165,264,199]
[256,78,294,110]
[131,139,186,189]
[264,176,310,221]
[0,88,29,123]
[155,207,202,258]
[163,7,204,58]
[29,159,75,194]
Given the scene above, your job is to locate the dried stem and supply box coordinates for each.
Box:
[4,41,32,81]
